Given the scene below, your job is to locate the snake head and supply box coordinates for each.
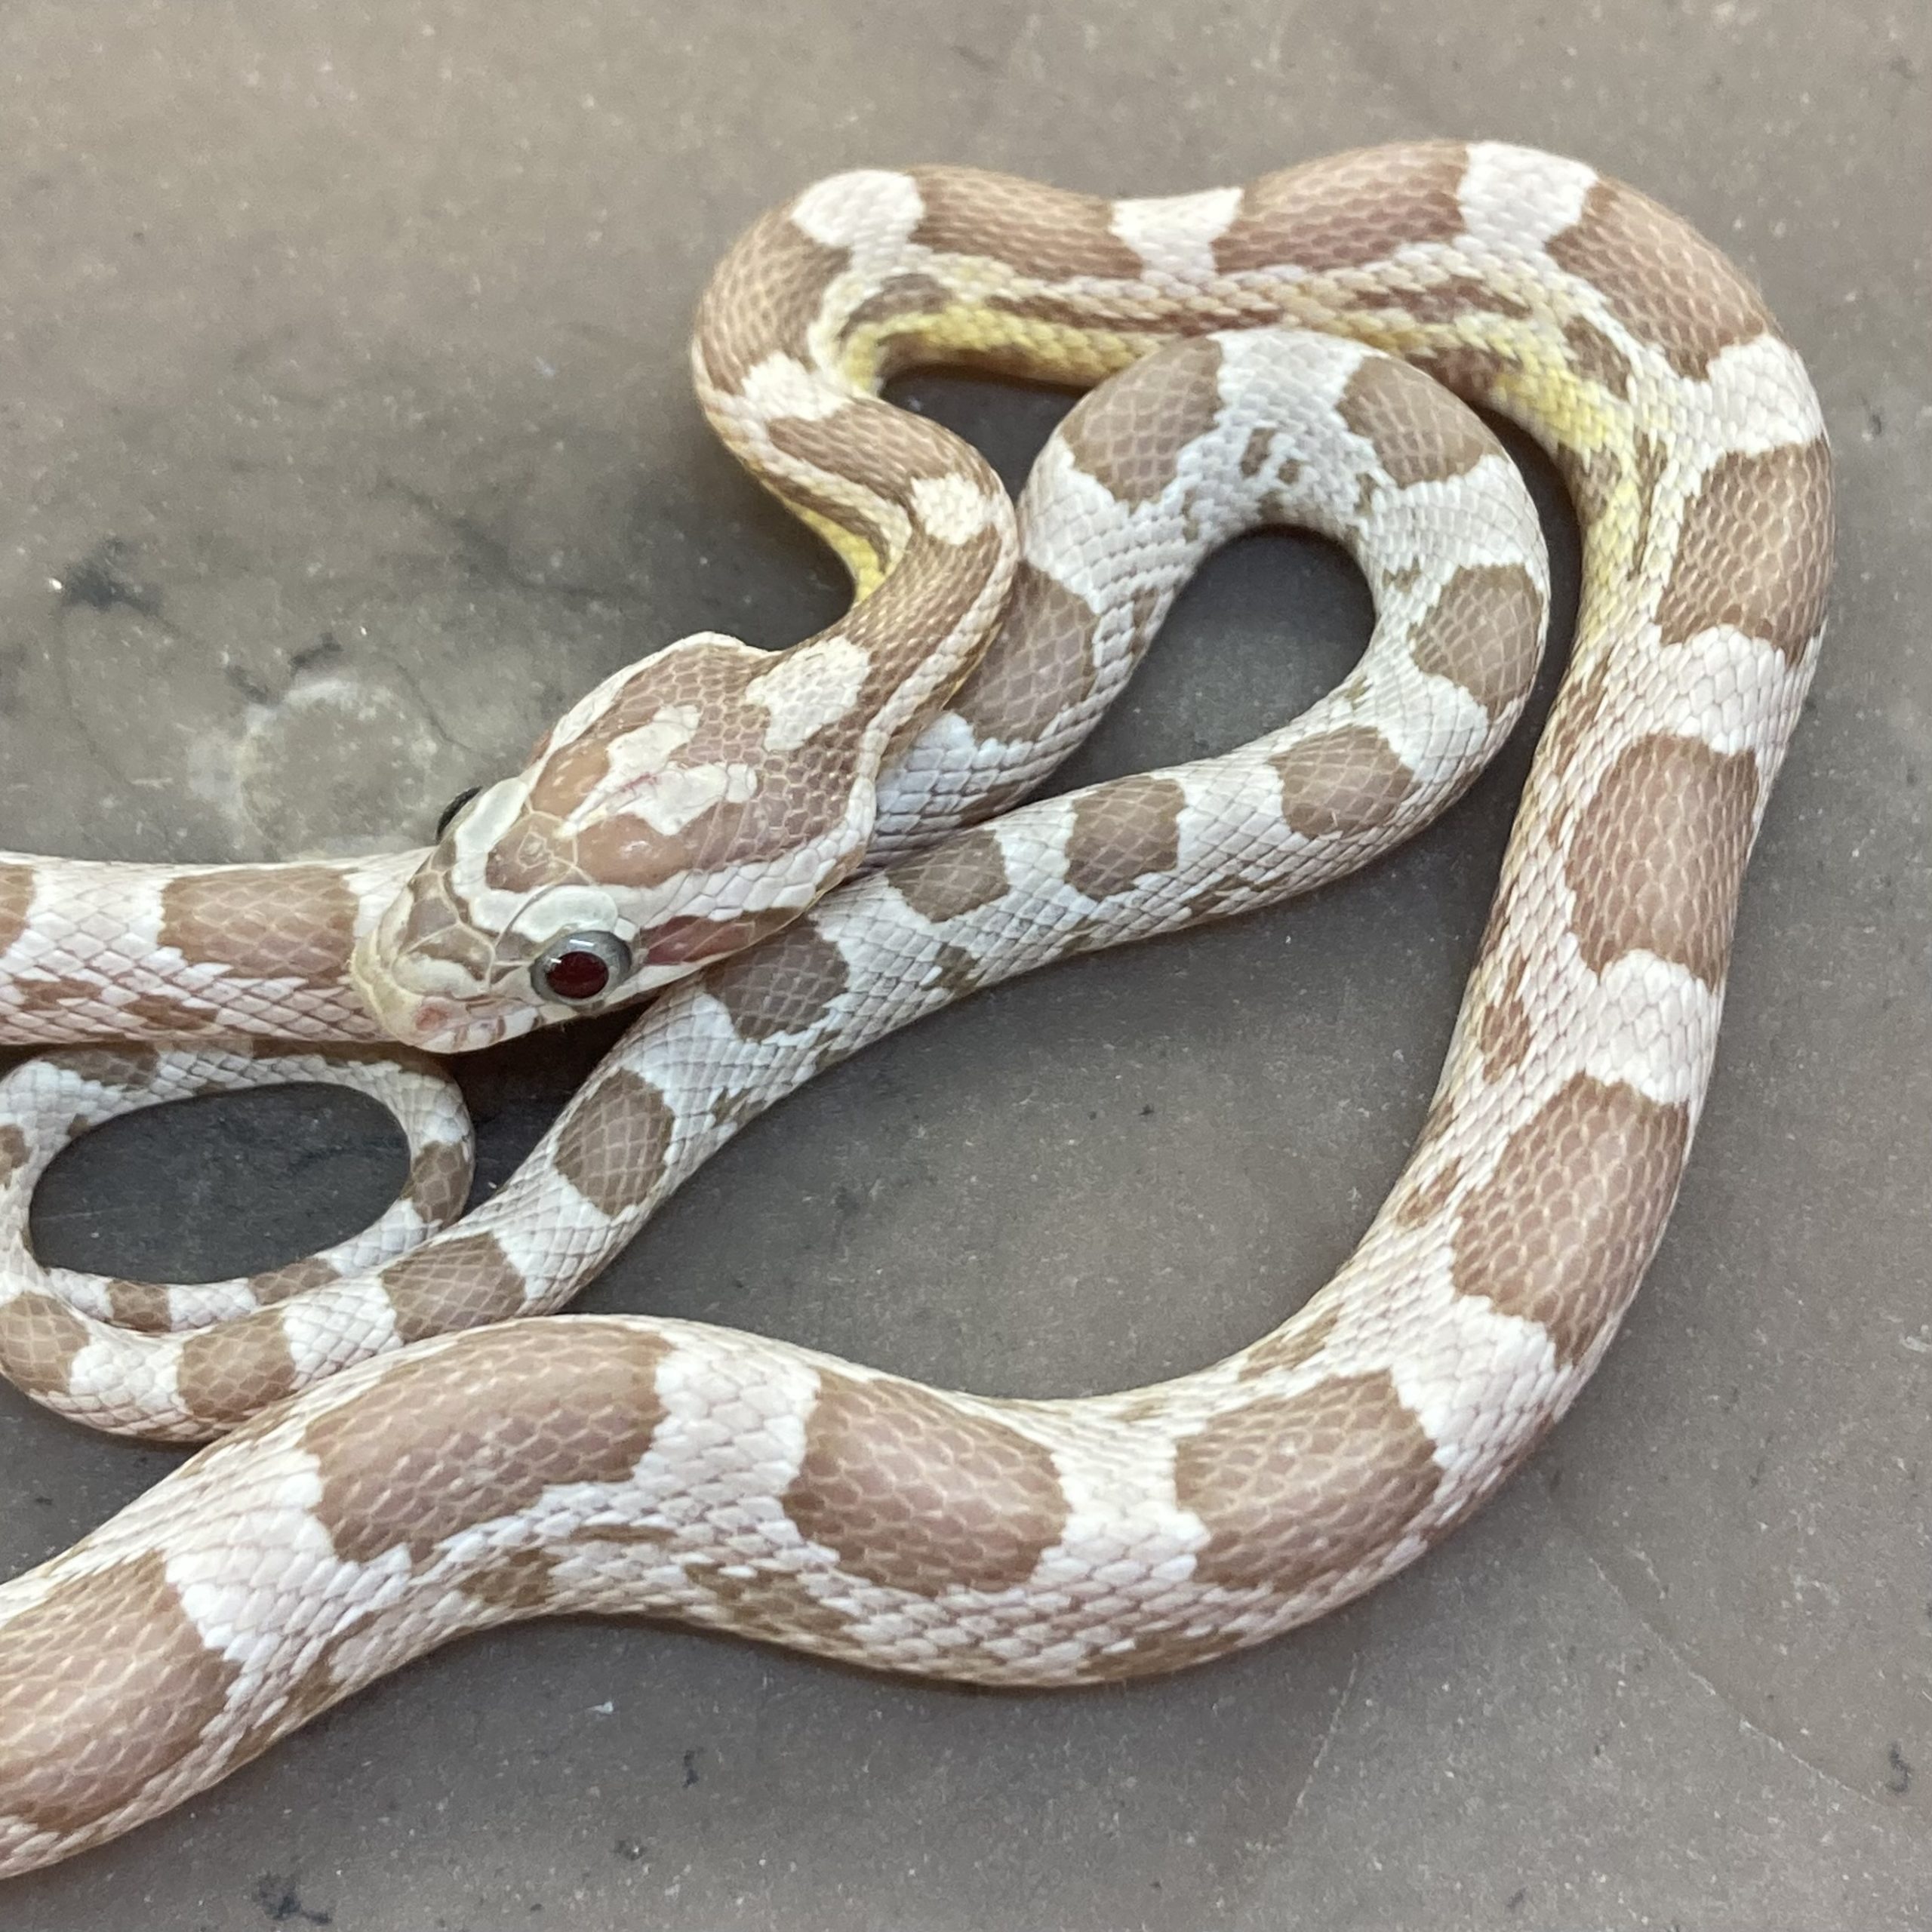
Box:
[350,632,880,1051]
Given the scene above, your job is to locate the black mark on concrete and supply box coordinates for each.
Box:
[57,538,162,620]
[251,1874,332,1924]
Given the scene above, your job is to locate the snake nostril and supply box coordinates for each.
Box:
[435,786,484,838]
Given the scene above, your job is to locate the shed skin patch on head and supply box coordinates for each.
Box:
[784,1372,1066,1595]
[0,1551,239,1834]
[1175,1371,1441,1592]
[1452,1075,1689,1365]
[1565,734,1759,985]
[303,1324,671,1566]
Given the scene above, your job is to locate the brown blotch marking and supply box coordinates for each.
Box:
[120,990,223,1035]
[765,397,971,513]
[0,1290,90,1392]
[1236,1298,1342,1382]
[705,918,851,1042]
[1415,1095,1459,1158]
[890,826,1011,925]
[840,521,1009,710]
[0,860,35,955]
[54,1045,160,1092]
[1566,733,1759,985]
[784,1373,1066,1596]
[1059,337,1226,505]
[0,1550,240,1833]
[175,1316,300,1426]
[380,1231,529,1343]
[1407,342,1502,408]
[1477,955,1536,1075]
[1353,271,1534,327]
[553,1069,678,1220]
[463,1546,559,1614]
[1214,142,1469,275]
[1062,774,1185,903]
[909,167,1144,279]
[1072,1623,1249,1681]
[926,941,986,1000]
[303,1322,672,1566]
[1452,1075,1690,1365]
[1240,426,1275,477]
[1407,562,1546,720]
[158,867,360,986]
[1337,353,1499,488]
[1561,315,1633,400]
[692,1562,859,1649]
[952,563,1100,745]
[405,1140,472,1223]
[1654,440,1832,665]
[1546,176,1771,378]
[1175,1371,1441,1592]
[1272,727,1417,838]
[838,271,957,371]
[106,1277,174,1332]
[0,1123,28,1185]
[1130,580,1168,640]
[696,208,849,392]
[1635,429,1672,552]
[1393,1157,1464,1230]
[247,1254,340,1306]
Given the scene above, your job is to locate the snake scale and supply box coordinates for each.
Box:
[0,141,1829,1874]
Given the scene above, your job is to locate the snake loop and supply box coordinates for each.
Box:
[0,141,1829,1875]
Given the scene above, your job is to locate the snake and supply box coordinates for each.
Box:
[0,141,1829,1875]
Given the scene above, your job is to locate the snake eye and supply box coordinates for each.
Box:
[532,931,632,1004]
[435,785,484,837]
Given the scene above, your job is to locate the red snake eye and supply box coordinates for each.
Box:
[533,931,631,1004]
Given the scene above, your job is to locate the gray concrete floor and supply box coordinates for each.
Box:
[0,2,1924,1927]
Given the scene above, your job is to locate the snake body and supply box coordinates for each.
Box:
[0,141,1829,1874]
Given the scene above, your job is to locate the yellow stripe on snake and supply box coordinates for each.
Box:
[0,141,1829,1873]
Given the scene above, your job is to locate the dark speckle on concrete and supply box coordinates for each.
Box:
[56,537,162,619]
[0,3,1924,1928]
[251,1875,332,1925]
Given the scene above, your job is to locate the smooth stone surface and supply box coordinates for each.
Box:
[0,3,1925,1927]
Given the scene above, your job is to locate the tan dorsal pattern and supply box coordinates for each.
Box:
[0,141,1828,1875]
